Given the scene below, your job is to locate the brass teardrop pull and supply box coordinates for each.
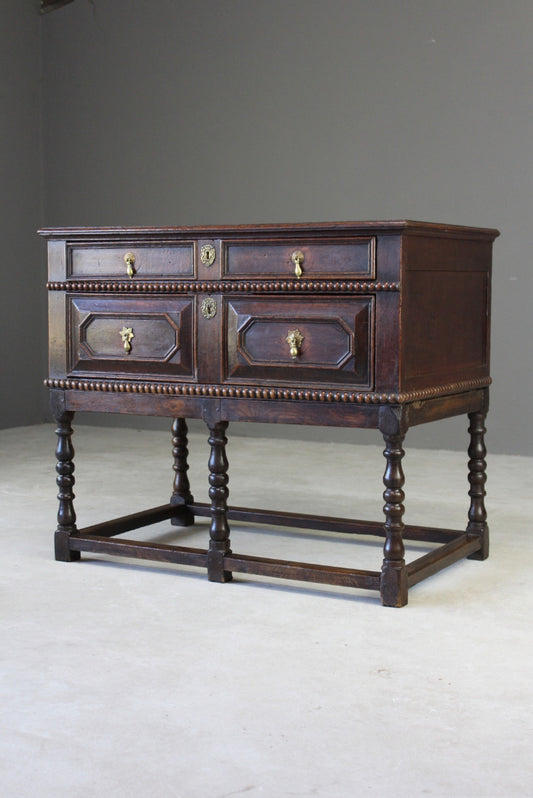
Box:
[286,329,303,359]
[124,252,136,278]
[119,326,134,354]
[291,250,304,279]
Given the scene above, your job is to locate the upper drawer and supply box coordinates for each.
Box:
[221,237,375,280]
[67,243,195,279]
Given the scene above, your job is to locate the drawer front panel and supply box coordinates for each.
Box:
[68,243,195,279]
[222,237,375,280]
[68,296,196,379]
[225,297,373,388]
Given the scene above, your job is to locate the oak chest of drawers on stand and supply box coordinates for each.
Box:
[41,220,499,607]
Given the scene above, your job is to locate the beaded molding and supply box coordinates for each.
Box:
[44,377,491,404]
[46,280,400,294]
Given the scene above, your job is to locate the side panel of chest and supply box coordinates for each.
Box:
[400,235,492,392]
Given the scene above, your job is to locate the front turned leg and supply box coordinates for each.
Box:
[207,420,232,582]
[170,418,195,527]
[466,411,489,560]
[54,411,80,562]
[380,431,408,607]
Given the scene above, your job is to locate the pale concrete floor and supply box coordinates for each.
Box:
[1,423,532,798]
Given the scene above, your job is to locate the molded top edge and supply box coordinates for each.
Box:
[38,220,500,239]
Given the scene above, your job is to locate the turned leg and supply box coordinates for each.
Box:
[54,410,80,562]
[170,418,195,527]
[207,420,232,582]
[466,410,489,560]
[380,430,408,607]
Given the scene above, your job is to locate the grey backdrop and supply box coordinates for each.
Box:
[1,1,531,455]
[1,1,46,429]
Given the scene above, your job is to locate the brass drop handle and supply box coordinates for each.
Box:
[119,326,134,354]
[124,252,136,278]
[286,329,303,359]
[291,250,304,279]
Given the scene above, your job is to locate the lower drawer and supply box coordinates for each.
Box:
[67,295,196,380]
[224,296,373,388]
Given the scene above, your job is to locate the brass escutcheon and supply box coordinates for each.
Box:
[201,296,217,319]
[291,250,304,279]
[200,244,216,266]
[286,329,304,359]
[124,252,136,278]
[119,326,134,354]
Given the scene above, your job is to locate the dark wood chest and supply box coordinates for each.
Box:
[42,220,499,606]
